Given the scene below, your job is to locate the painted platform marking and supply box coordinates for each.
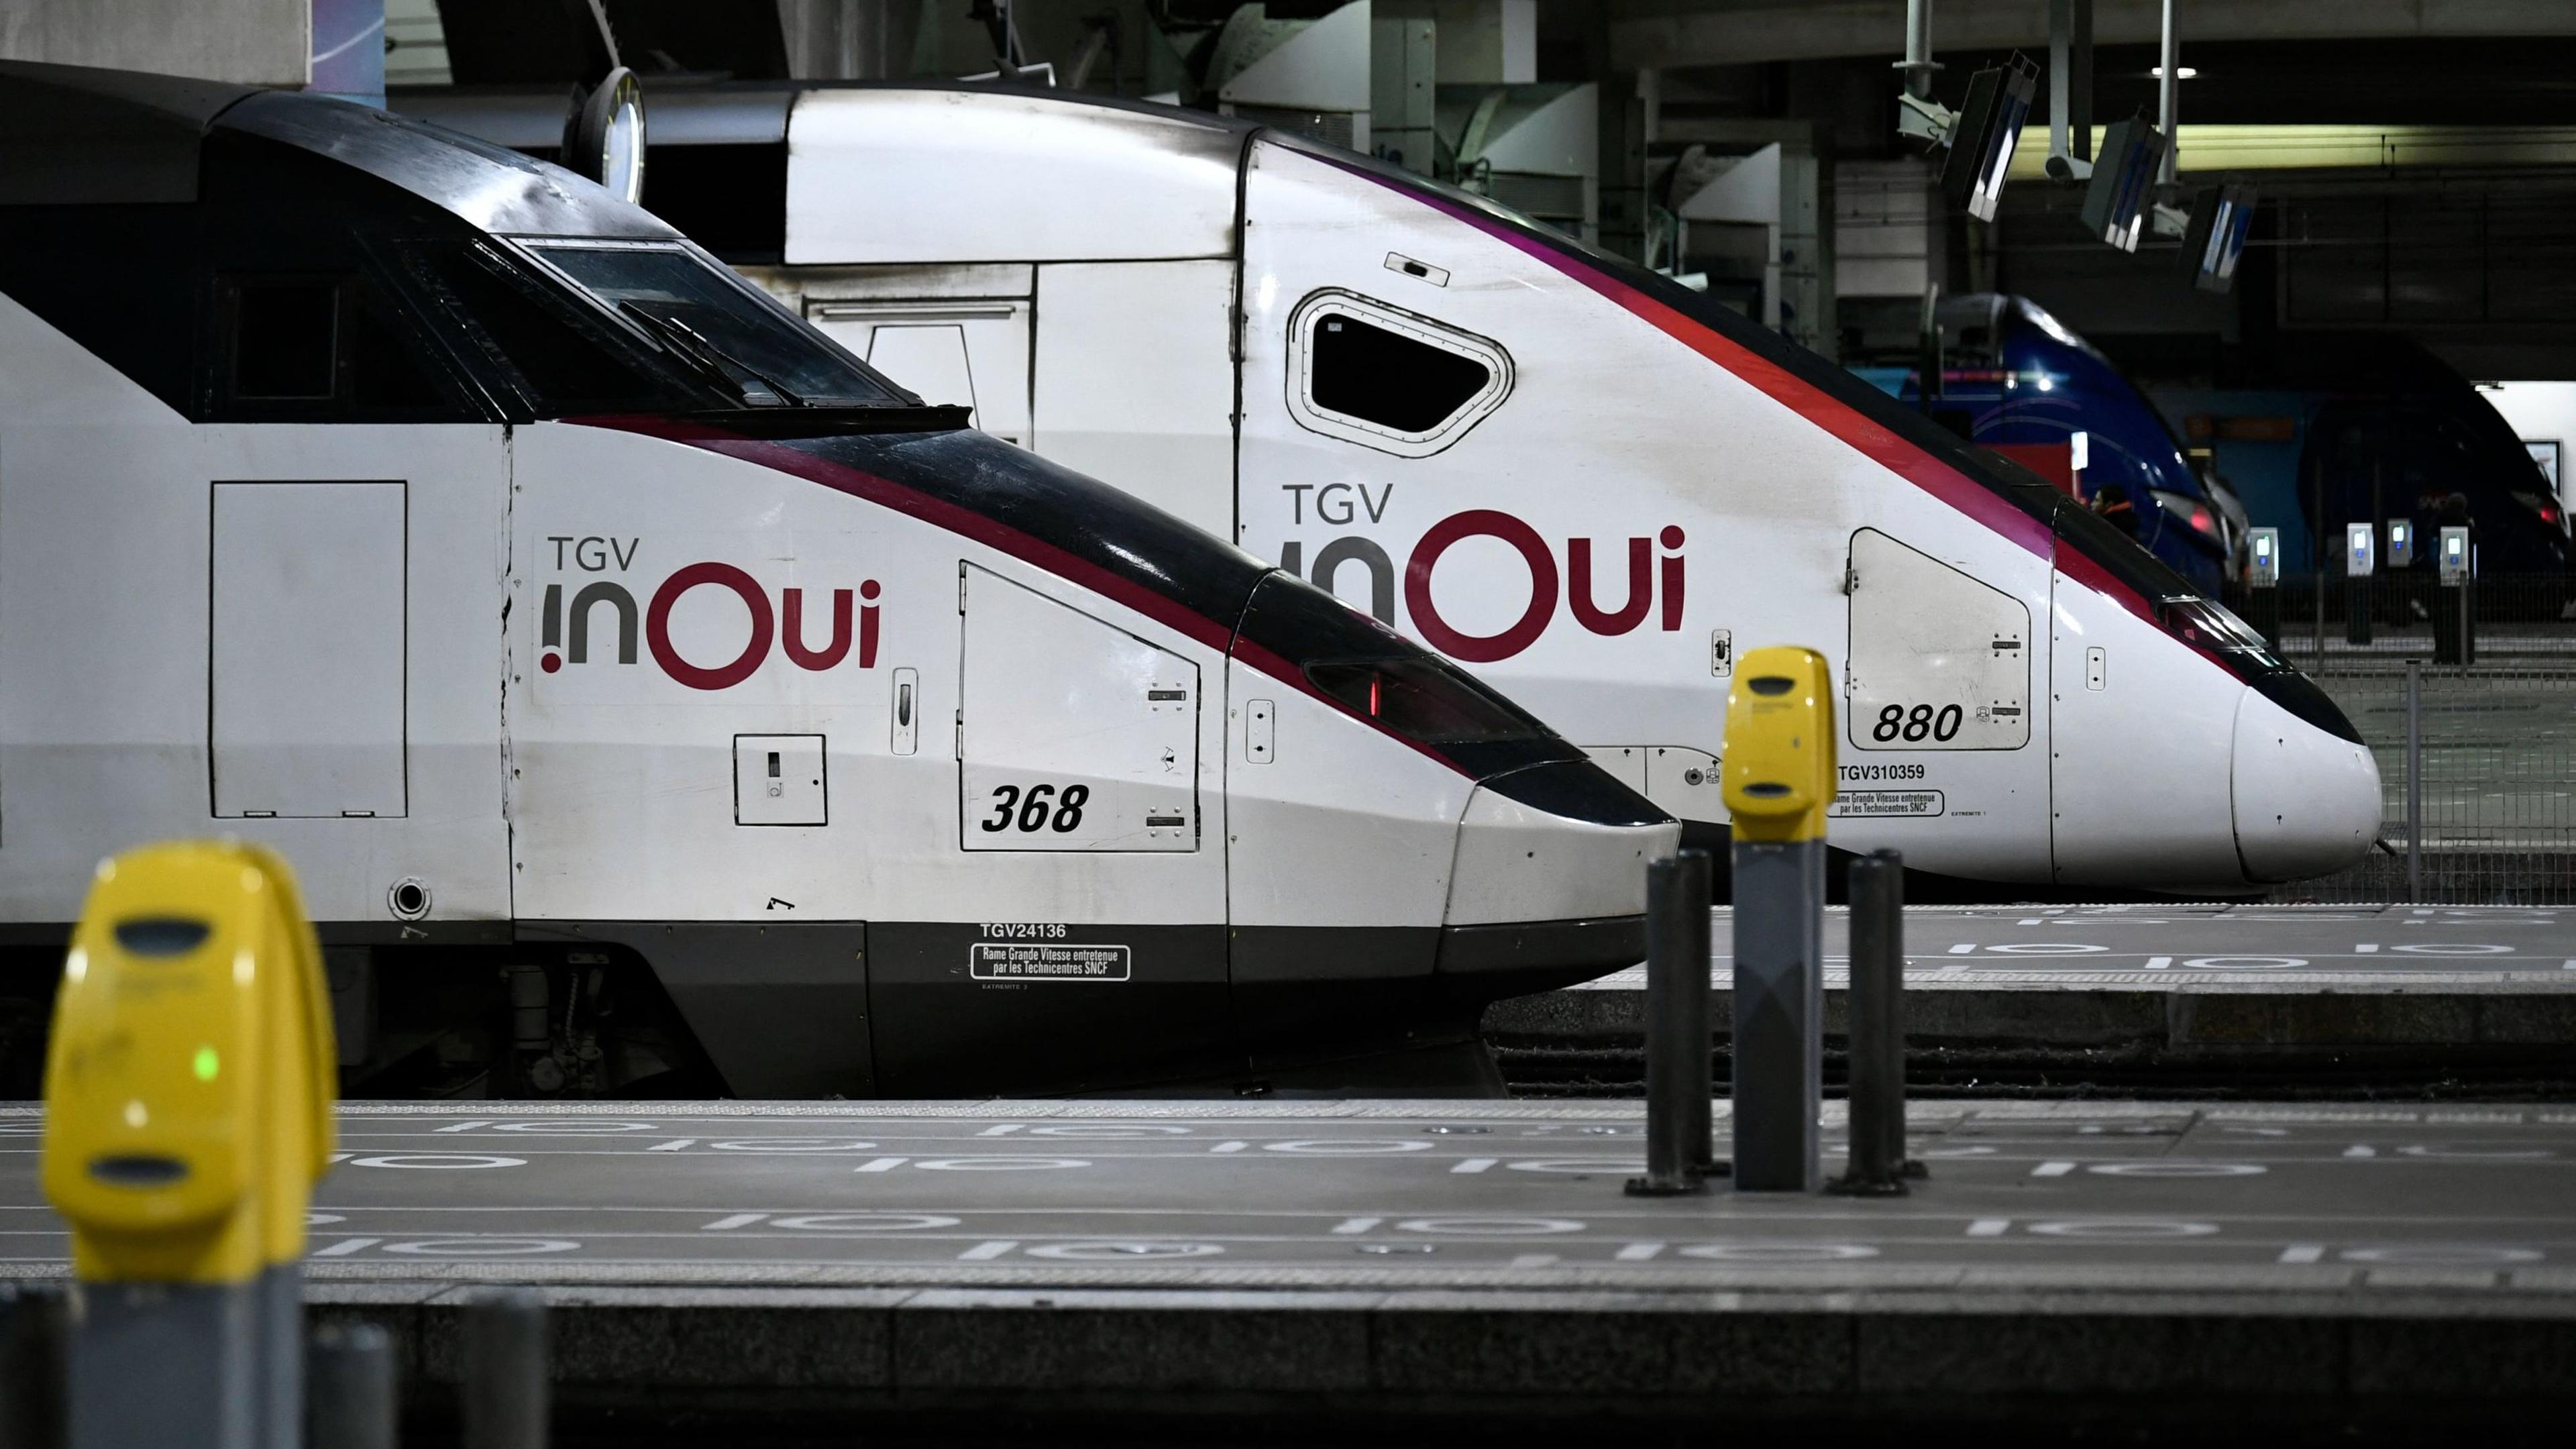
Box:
[433,1121,494,1134]
[2345,1145,2379,1159]
[701,1214,767,1231]
[2090,1162,2265,1177]
[1615,1242,1666,1261]
[957,1240,1018,1261]
[2279,1244,2327,1264]
[1947,944,1976,955]
[978,1124,1026,1137]
[1397,1218,1585,1235]
[1451,1158,1499,1174]
[2143,957,2171,970]
[2027,1220,2218,1238]
[327,1152,354,1164]
[2031,1161,2077,1177]
[1210,1142,1249,1154]
[649,1140,696,1152]
[773,1214,959,1232]
[382,1238,578,1256]
[1330,1218,1384,1235]
[1966,1219,2012,1236]
[310,1238,379,1257]
[853,1157,910,1173]
[2357,943,2380,953]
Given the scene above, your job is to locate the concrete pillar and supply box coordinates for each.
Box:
[0,0,311,85]
[777,0,918,81]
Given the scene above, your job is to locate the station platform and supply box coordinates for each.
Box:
[6,1099,2575,1438]
[1492,904,2576,1097]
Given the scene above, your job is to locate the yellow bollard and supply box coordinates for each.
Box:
[1721,646,1837,845]
[1720,647,1836,1191]
[42,841,335,1449]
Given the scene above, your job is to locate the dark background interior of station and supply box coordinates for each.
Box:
[1690,35,2576,388]
[425,3,2576,392]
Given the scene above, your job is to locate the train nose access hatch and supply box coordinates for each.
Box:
[1842,529,2033,751]
[957,565,1200,851]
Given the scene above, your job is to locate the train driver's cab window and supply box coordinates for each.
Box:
[1286,290,1511,458]
[215,274,450,419]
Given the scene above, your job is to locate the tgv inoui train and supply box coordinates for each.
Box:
[0,62,1676,1098]
[404,81,2380,893]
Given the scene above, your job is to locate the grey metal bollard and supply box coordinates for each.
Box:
[1829,851,1917,1196]
[308,1322,397,1449]
[0,1283,67,1449]
[2406,660,2423,903]
[68,1269,301,1449]
[1626,851,1715,1196]
[462,1289,547,1449]
[1731,837,1825,1191]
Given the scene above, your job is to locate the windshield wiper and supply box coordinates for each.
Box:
[618,303,806,407]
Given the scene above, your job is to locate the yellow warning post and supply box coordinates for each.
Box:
[42,840,335,1448]
[1721,645,1838,843]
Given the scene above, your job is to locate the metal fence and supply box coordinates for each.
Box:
[2237,574,2576,904]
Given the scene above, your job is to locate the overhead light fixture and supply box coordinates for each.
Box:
[2148,65,2199,80]
[1941,54,2040,223]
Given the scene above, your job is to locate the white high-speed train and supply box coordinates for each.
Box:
[407,81,2382,895]
[0,62,1676,1098]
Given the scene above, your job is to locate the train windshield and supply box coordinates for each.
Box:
[1234,572,1580,777]
[522,242,901,408]
[1303,659,1538,744]
[517,239,902,402]
[2161,596,2279,663]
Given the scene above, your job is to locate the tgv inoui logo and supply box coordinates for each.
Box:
[1281,509,1686,663]
[539,535,880,691]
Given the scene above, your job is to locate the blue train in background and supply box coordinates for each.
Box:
[1854,293,2244,597]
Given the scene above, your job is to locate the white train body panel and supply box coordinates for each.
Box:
[506,423,1227,926]
[1221,654,1468,932]
[1,296,513,927]
[786,89,1241,264]
[724,86,2381,891]
[1232,140,2056,882]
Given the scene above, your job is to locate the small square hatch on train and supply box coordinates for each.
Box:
[735,735,826,826]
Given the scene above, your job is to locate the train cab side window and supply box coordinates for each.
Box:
[1287,290,1511,458]
[230,280,339,400]
[345,299,447,411]
[217,274,451,417]
[1312,315,1489,432]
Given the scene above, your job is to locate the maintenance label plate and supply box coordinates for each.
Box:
[970,942,1132,982]
[1829,789,1945,818]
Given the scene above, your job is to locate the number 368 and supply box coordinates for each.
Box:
[982,783,1089,833]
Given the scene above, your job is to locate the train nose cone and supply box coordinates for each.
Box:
[1439,761,1677,984]
[2231,675,2381,883]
